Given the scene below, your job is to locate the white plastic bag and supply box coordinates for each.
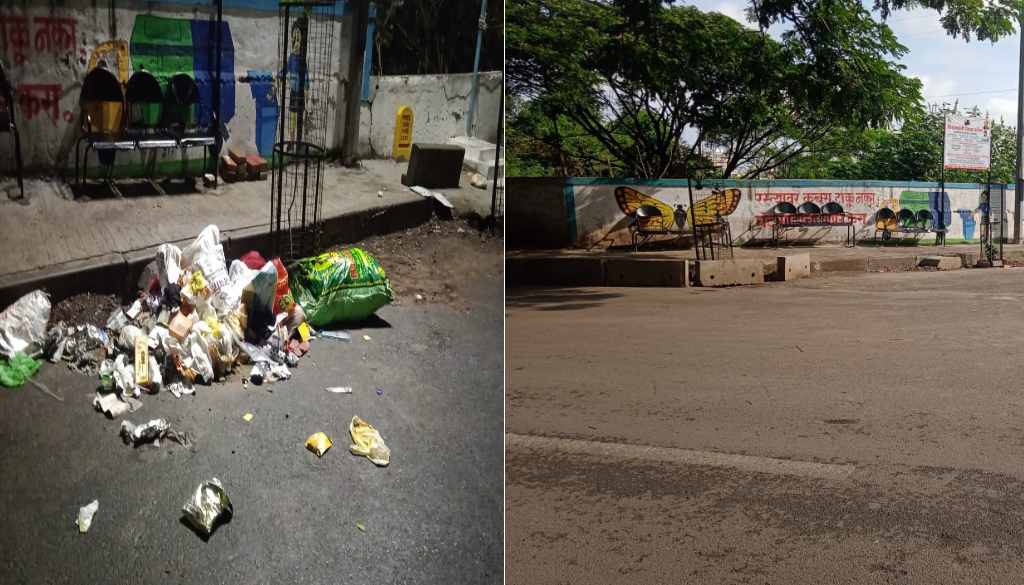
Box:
[182,226,228,293]
[156,244,183,291]
[0,290,51,358]
[185,331,215,383]
[213,260,258,315]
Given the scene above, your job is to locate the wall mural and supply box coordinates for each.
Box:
[570,181,1008,248]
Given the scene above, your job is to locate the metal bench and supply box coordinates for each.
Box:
[770,201,855,247]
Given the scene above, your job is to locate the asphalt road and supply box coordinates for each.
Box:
[0,253,503,584]
[507,268,1024,584]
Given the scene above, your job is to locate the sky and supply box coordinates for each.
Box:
[687,0,1024,126]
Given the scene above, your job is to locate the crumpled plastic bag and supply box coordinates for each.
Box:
[0,290,51,358]
[0,352,41,387]
[182,478,233,537]
[182,225,229,294]
[349,415,390,466]
[112,354,139,398]
[156,243,183,292]
[184,331,215,383]
[120,418,190,447]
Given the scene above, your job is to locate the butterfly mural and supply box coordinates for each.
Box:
[614,186,742,230]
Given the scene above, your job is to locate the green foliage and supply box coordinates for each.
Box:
[775,104,1017,182]
[507,0,921,179]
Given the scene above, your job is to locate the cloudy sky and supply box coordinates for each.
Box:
[687,0,1023,126]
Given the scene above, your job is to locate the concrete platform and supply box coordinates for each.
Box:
[0,159,492,306]
[695,259,764,287]
[919,255,963,270]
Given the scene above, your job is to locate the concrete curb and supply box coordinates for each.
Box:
[0,198,435,307]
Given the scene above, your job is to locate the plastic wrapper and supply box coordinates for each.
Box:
[77,500,98,533]
[184,331,215,383]
[156,243,182,292]
[120,418,190,447]
[182,478,233,537]
[248,361,270,385]
[93,392,142,418]
[106,308,128,333]
[112,354,139,397]
[305,432,332,457]
[289,249,393,327]
[349,415,391,466]
[51,324,109,373]
[0,290,51,358]
[147,355,163,392]
[182,226,229,293]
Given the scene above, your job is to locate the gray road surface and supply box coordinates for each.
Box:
[507,269,1024,584]
[0,266,502,584]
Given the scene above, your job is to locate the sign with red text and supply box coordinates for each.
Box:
[943,113,990,171]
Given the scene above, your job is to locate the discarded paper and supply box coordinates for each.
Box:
[77,500,99,533]
[305,432,332,457]
[182,478,232,537]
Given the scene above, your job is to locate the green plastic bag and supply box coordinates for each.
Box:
[290,248,393,326]
[0,352,41,388]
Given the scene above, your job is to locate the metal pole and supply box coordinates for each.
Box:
[686,172,698,260]
[940,118,946,247]
[213,0,222,188]
[486,88,503,233]
[1015,12,1024,242]
[466,0,487,137]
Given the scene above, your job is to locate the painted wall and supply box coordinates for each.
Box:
[357,70,503,158]
[559,178,1015,248]
[0,0,352,175]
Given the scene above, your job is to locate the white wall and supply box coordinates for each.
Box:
[357,70,502,158]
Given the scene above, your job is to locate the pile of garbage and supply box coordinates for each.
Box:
[0,224,394,416]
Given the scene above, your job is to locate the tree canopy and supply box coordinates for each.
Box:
[507,0,921,179]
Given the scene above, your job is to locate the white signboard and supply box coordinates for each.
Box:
[943,114,990,171]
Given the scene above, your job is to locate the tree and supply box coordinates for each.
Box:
[507,0,921,179]
[774,104,1018,183]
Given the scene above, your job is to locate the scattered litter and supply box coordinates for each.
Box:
[243,412,254,422]
[93,392,142,418]
[168,380,195,399]
[0,352,41,388]
[182,478,233,537]
[356,521,366,532]
[325,386,352,394]
[349,416,390,466]
[76,500,98,534]
[297,322,311,342]
[0,290,51,358]
[120,418,190,447]
[321,330,351,342]
[375,387,384,396]
[288,249,393,326]
[376,190,384,198]
[305,432,332,457]
[415,294,424,301]
[362,335,371,342]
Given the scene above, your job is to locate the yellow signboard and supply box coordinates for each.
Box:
[392,106,414,160]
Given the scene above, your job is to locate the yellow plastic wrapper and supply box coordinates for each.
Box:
[204,316,222,339]
[305,432,332,457]
[349,416,390,466]
[190,271,208,296]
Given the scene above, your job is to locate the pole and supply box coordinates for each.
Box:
[1015,11,1024,242]
[686,171,698,260]
[940,118,946,247]
[466,0,487,137]
[486,89,503,233]
[213,0,222,188]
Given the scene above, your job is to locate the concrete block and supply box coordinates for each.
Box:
[695,259,764,287]
[918,255,961,270]
[401,143,465,189]
[506,256,606,287]
[605,258,687,287]
[776,253,811,281]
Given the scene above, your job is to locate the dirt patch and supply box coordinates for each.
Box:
[350,218,502,311]
[50,292,120,328]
